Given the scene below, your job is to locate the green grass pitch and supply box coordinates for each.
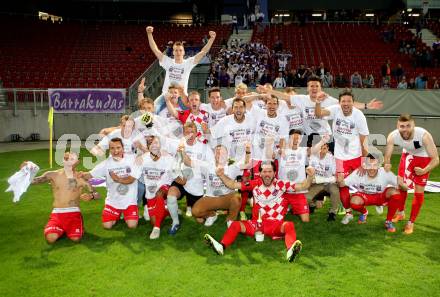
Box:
[0,149,439,297]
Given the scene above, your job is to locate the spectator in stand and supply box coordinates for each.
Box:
[415,73,428,89]
[273,72,286,88]
[316,62,328,80]
[381,59,391,81]
[259,69,272,85]
[382,76,391,89]
[273,36,283,53]
[335,72,348,88]
[286,69,299,87]
[393,64,405,82]
[322,71,333,88]
[206,73,218,88]
[297,64,307,87]
[232,15,238,34]
[219,68,230,87]
[234,72,244,87]
[362,73,374,88]
[350,71,363,88]
[433,39,440,67]
[408,78,416,89]
[397,76,408,89]
[432,77,439,89]
[249,13,256,28]
[276,51,292,72]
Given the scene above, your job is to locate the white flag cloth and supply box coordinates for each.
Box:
[408,181,440,193]
[6,161,40,202]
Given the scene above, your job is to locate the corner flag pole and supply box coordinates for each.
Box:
[48,106,54,168]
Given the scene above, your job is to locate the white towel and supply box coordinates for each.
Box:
[6,161,40,202]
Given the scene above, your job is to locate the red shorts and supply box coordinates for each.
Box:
[44,209,83,239]
[398,152,431,186]
[102,204,139,223]
[242,219,285,238]
[146,185,170,218]
[352,187,395,206]
[336,157,362,178]
[157,185,170,196]
[283,193,309,215]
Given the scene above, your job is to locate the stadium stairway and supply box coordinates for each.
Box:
[410,28,438,49]
[228,29,253,48]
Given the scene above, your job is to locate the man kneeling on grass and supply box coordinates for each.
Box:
[336,154,408,232]
[22,152,97,244]
[204,161,315,262]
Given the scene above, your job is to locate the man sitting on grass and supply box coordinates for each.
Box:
[204,161,315,262]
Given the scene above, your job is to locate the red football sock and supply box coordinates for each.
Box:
[409,192,425,223]
[283,221,297,249]
[240,191,248,212]
[221,221,243,247]
[386,193,403,221]
[398,190,408,212]
[149,196,169,228]
[350,202,367,214]
[339,186,351,209]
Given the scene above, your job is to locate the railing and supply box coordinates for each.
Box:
[0,88,49,116]
[128,59,164,111]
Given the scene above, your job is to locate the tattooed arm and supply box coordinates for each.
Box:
[31,171,54,185]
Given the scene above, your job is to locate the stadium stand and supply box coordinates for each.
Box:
[251,23,440,88]
[0,16,231,89]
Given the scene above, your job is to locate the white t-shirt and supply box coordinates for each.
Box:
[345,168,398,194]
[291,94,338,135]
[309,152,336,179]
[182,141,214,196]
[210,114,255,162]
[202,163,242,197]
[273,77,286,88]
[201,103,228,128]
[98,129,139,155]
[326,105,369,160]
[281,106,304,132]
[139,153,176,199]
[159,56,196,96]
[390,127,429,157]
[277,147,308,193]
[158,105,183,138]
[90,155,141,209]
[250,105,289,161]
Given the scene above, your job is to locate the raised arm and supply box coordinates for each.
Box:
[311,134,330,155]
[193,31,216,64]
[164,93,179,119]
[216,167,241,189]
[314,101,330,118]
[146,26,164,62]
[256,84,291,100]
[31,171,54,185]
[383,132,395,172]
[137,77,146,103]
[354,98,384,110]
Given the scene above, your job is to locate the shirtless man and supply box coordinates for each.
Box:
[22,152,96,244]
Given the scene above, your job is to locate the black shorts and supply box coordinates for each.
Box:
[170,181,203,207]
